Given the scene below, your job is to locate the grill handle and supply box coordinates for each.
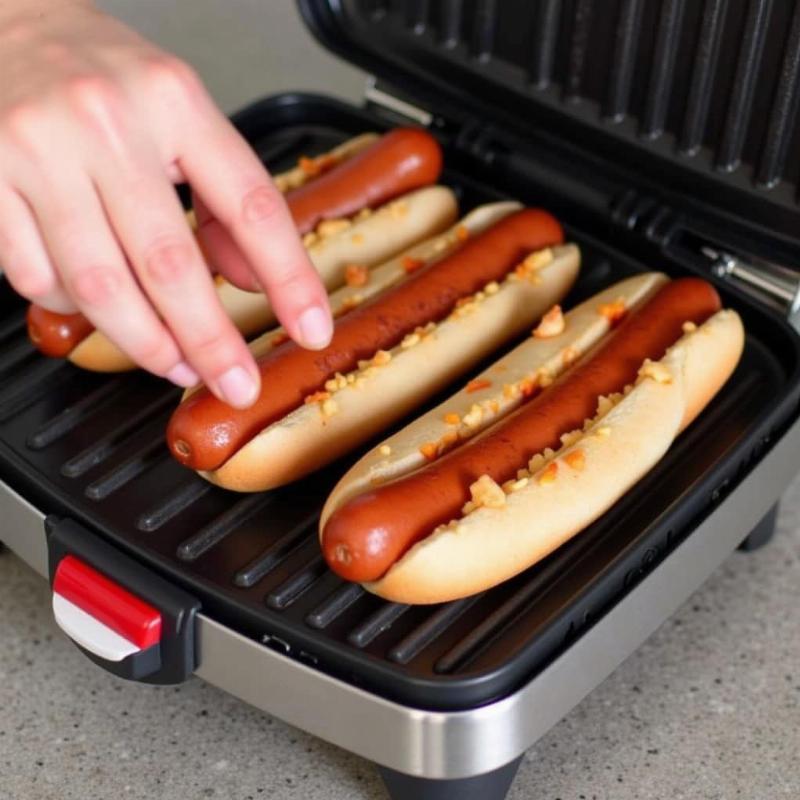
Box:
[46,516,200,685]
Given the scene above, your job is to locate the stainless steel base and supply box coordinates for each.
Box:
[1,413,798,780]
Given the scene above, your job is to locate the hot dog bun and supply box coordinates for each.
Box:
[67,186,458,372]
[247,201,522,360]
[199,243,580,492]
[365,308,744,603]
[321,271,668,523]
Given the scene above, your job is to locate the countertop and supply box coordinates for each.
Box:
[1,475,798,800]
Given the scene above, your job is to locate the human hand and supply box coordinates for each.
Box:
[0,1,332,407]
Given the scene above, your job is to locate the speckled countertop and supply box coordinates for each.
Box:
[1,473,798,800]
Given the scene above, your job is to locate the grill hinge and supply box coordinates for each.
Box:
[700,247,800,325]
[610,188,800,332]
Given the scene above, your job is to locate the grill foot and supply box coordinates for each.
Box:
[378,757,523,800]
[738,502,779,552]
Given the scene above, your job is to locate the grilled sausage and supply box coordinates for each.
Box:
[166,208,565,472]
[287,128,442,235]
[321,278,723,583]
[26,306,95,359]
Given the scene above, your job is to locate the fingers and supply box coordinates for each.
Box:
[93,152,261,408]
[192,191,260,292]
[0,186,76,313]
[0,31,330,409]
[19,168,199,387]
[177,99,333,350]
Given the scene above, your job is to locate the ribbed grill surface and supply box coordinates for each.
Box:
[0,111,796,710]
[356,0,800,205]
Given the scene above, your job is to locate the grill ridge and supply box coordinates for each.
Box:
[136,479,211,533]
[604,0,646,122]
[0,337,36,380]
[348,602,410,649]
[177,492,276,562]
[640,0,686,138]
[680,0,729,155]
[434,579,555,675]
[404,0,429,33]
[85,437,168,501]
[470,0,497,61]
[715,0,773,171]
[232,509,318,586]
[388,596,481,665]
[564,0,594,100]
[439,0,464,47]
[757,2,800,188]
[0,360,73,422]
[28,379,128,450]
[266,554,328,610]
[306,583,365,629]
[60,395,176,478]
[527,0,560,89]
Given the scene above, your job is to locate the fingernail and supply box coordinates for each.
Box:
[297,305,333,350]
[166,362,200,388]
[217,365,259,408]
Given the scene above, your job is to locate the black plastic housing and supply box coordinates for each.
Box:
[1,93,799,710]
[300,0,800,247]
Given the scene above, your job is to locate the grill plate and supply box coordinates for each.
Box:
[1,95,799,710]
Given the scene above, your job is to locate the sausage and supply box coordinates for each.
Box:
[321,277,722,583]
[26,306,95,359]
[286,128,442,235]
[26,128,442,359]
[166,209,565,471]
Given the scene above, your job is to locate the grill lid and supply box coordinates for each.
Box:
[299,0,800,244]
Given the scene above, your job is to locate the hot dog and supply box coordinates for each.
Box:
[25,307,94,359]
[211,186,457,351]
[178,201,521,402]
[320,278,745,601]
[25,134,375,360]
[166,208,570,487]
[322,271,669,515]
[26,128,445,368]
[192,245,578,492]
[272,132,379,193]
[28,186,457,370]
[246,200,522,360]
[286,128,442,235]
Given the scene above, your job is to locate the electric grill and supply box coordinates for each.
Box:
[3,1,800,797]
